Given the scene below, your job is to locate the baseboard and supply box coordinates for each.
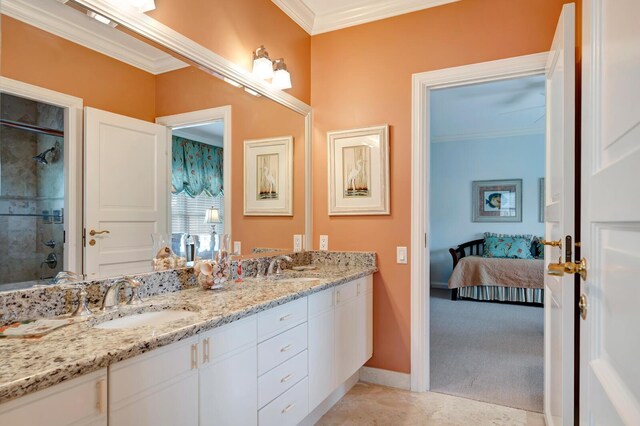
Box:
[300,371,360,426]
[359,366,411,390]
[430,281,449,289]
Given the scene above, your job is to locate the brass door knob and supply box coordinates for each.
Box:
[547,258,587,281]
[579,294,588,320]
[541,239,562,247]
[89,229,110,236]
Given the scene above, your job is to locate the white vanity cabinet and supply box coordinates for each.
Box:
[0,369,107,426]
[308,274,374,413]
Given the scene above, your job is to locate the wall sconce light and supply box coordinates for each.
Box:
[272,59,292,90]
[252,46,274,80]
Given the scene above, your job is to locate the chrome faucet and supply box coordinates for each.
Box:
[267,255,293,277]
[101,276,144,311]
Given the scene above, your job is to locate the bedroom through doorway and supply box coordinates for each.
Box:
[428,75,546,413]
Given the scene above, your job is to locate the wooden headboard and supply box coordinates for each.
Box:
[448,238,484,268]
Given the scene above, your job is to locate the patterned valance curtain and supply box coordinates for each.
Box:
[172,136,223,197]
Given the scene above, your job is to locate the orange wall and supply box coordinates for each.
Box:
[1,16,156,121]
[147,0,311,104]
[155,67,306,252]
[310,0,572,373]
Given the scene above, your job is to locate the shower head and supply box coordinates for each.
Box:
[32,143,59,165]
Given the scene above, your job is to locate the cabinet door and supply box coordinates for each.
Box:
[0,369,107,426]
[308,301,335,410]
[335,287,359,384]
[109,336,199,426]
[199,315,257,426]
[356,276,374,366]
[199,346,257,426]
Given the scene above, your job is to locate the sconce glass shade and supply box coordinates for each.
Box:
[252,46,274,80]
[205,208,220,224]
[272,59,292,90]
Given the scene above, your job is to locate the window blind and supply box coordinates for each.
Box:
[171,192,224,236]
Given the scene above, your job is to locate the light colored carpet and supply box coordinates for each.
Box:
[430,289,544,413]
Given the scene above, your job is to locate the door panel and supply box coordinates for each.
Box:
[84,107,168,279]
[581,0,640,423]
[543,4,575,426]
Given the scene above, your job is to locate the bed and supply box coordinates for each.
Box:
[448,238,544,304]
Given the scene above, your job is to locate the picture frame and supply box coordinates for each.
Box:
[539,177,545,222]
[327,124,390,215]
[244,136,293,216]
[472,179,522,222]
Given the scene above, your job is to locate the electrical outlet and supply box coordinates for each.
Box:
[233,241,241,255]
[293,235,303,252]
[319,235,329,251]
[397,246,407,264]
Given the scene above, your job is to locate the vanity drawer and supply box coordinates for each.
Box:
[258,297,307,341]
[258,350,308,408]
[258,323,307,375]
[258,377,308,426]
[207,314,257,361]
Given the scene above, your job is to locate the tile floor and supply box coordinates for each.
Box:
[317,382,546,425]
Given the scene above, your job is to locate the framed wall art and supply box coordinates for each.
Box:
[327,124,390,215]
[472,179,522,222]
[244,136,293,216]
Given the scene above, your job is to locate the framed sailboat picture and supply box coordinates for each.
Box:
[328,124,390,215]
[244,136,293,216]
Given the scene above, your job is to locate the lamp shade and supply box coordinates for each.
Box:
[252,46,274,80]
[205,208,220,223]
[272,59,292,90]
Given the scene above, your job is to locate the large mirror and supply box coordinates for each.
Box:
[0,0,309,288]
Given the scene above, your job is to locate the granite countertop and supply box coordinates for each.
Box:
[0,264,377,404]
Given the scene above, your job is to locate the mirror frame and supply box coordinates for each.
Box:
[73,0,314,251]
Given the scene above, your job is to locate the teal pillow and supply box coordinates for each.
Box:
[534,237,545,259]
[483,233,534,259]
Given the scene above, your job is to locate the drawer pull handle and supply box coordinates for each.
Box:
[96,379,105,414]
[280,344,293,353]
[203,337,210,364]
[282,403,296,414]
[280,373,294,383]
[280,314,292,321]
[191,343,198,369]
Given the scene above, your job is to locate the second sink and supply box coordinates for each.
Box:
[94,310,197,330]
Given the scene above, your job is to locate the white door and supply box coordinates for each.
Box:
[580,0,640,424]
[84,107,168,279]
[543,4,575,426]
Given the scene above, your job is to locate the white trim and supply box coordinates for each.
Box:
[359,367,411,390]
[299,371,360,426]
[271,0,315,34]
[74,0,313,250]
[431,127,545,144]
[0,0,187,75]
[156,107,232,237]
[0,76,84,277]
[410,52,548,392]
[273,0,460,35]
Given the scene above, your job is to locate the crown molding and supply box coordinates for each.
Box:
[431,127,545,144]
[273,0,460,35]
[271,0,314,34]
[0,0,187,75]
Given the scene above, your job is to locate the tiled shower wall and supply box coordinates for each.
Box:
[0,94,64,285]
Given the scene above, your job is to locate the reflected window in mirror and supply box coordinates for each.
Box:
[170,123,224,260]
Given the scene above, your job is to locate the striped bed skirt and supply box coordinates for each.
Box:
[457,285,544,304]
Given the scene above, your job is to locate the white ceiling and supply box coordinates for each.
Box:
[173,122,225,147]
[272,0,460,34]
[430,74,546,143]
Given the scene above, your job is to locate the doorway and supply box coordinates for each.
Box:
[410,53,550,394]
[428,75,546,412]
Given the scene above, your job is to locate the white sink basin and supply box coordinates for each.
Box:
[94,310,197,330]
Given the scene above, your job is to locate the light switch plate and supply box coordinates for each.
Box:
[233,241,241,255]
[293,235,303,252]
[397,246,407,264]
[319,235,329,251]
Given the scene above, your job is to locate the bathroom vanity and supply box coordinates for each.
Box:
[0,253,376,425]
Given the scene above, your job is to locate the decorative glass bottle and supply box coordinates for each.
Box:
[213,234,231,284]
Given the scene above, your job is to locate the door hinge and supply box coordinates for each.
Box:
[425,233,427,248]
[82,228,86,247]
